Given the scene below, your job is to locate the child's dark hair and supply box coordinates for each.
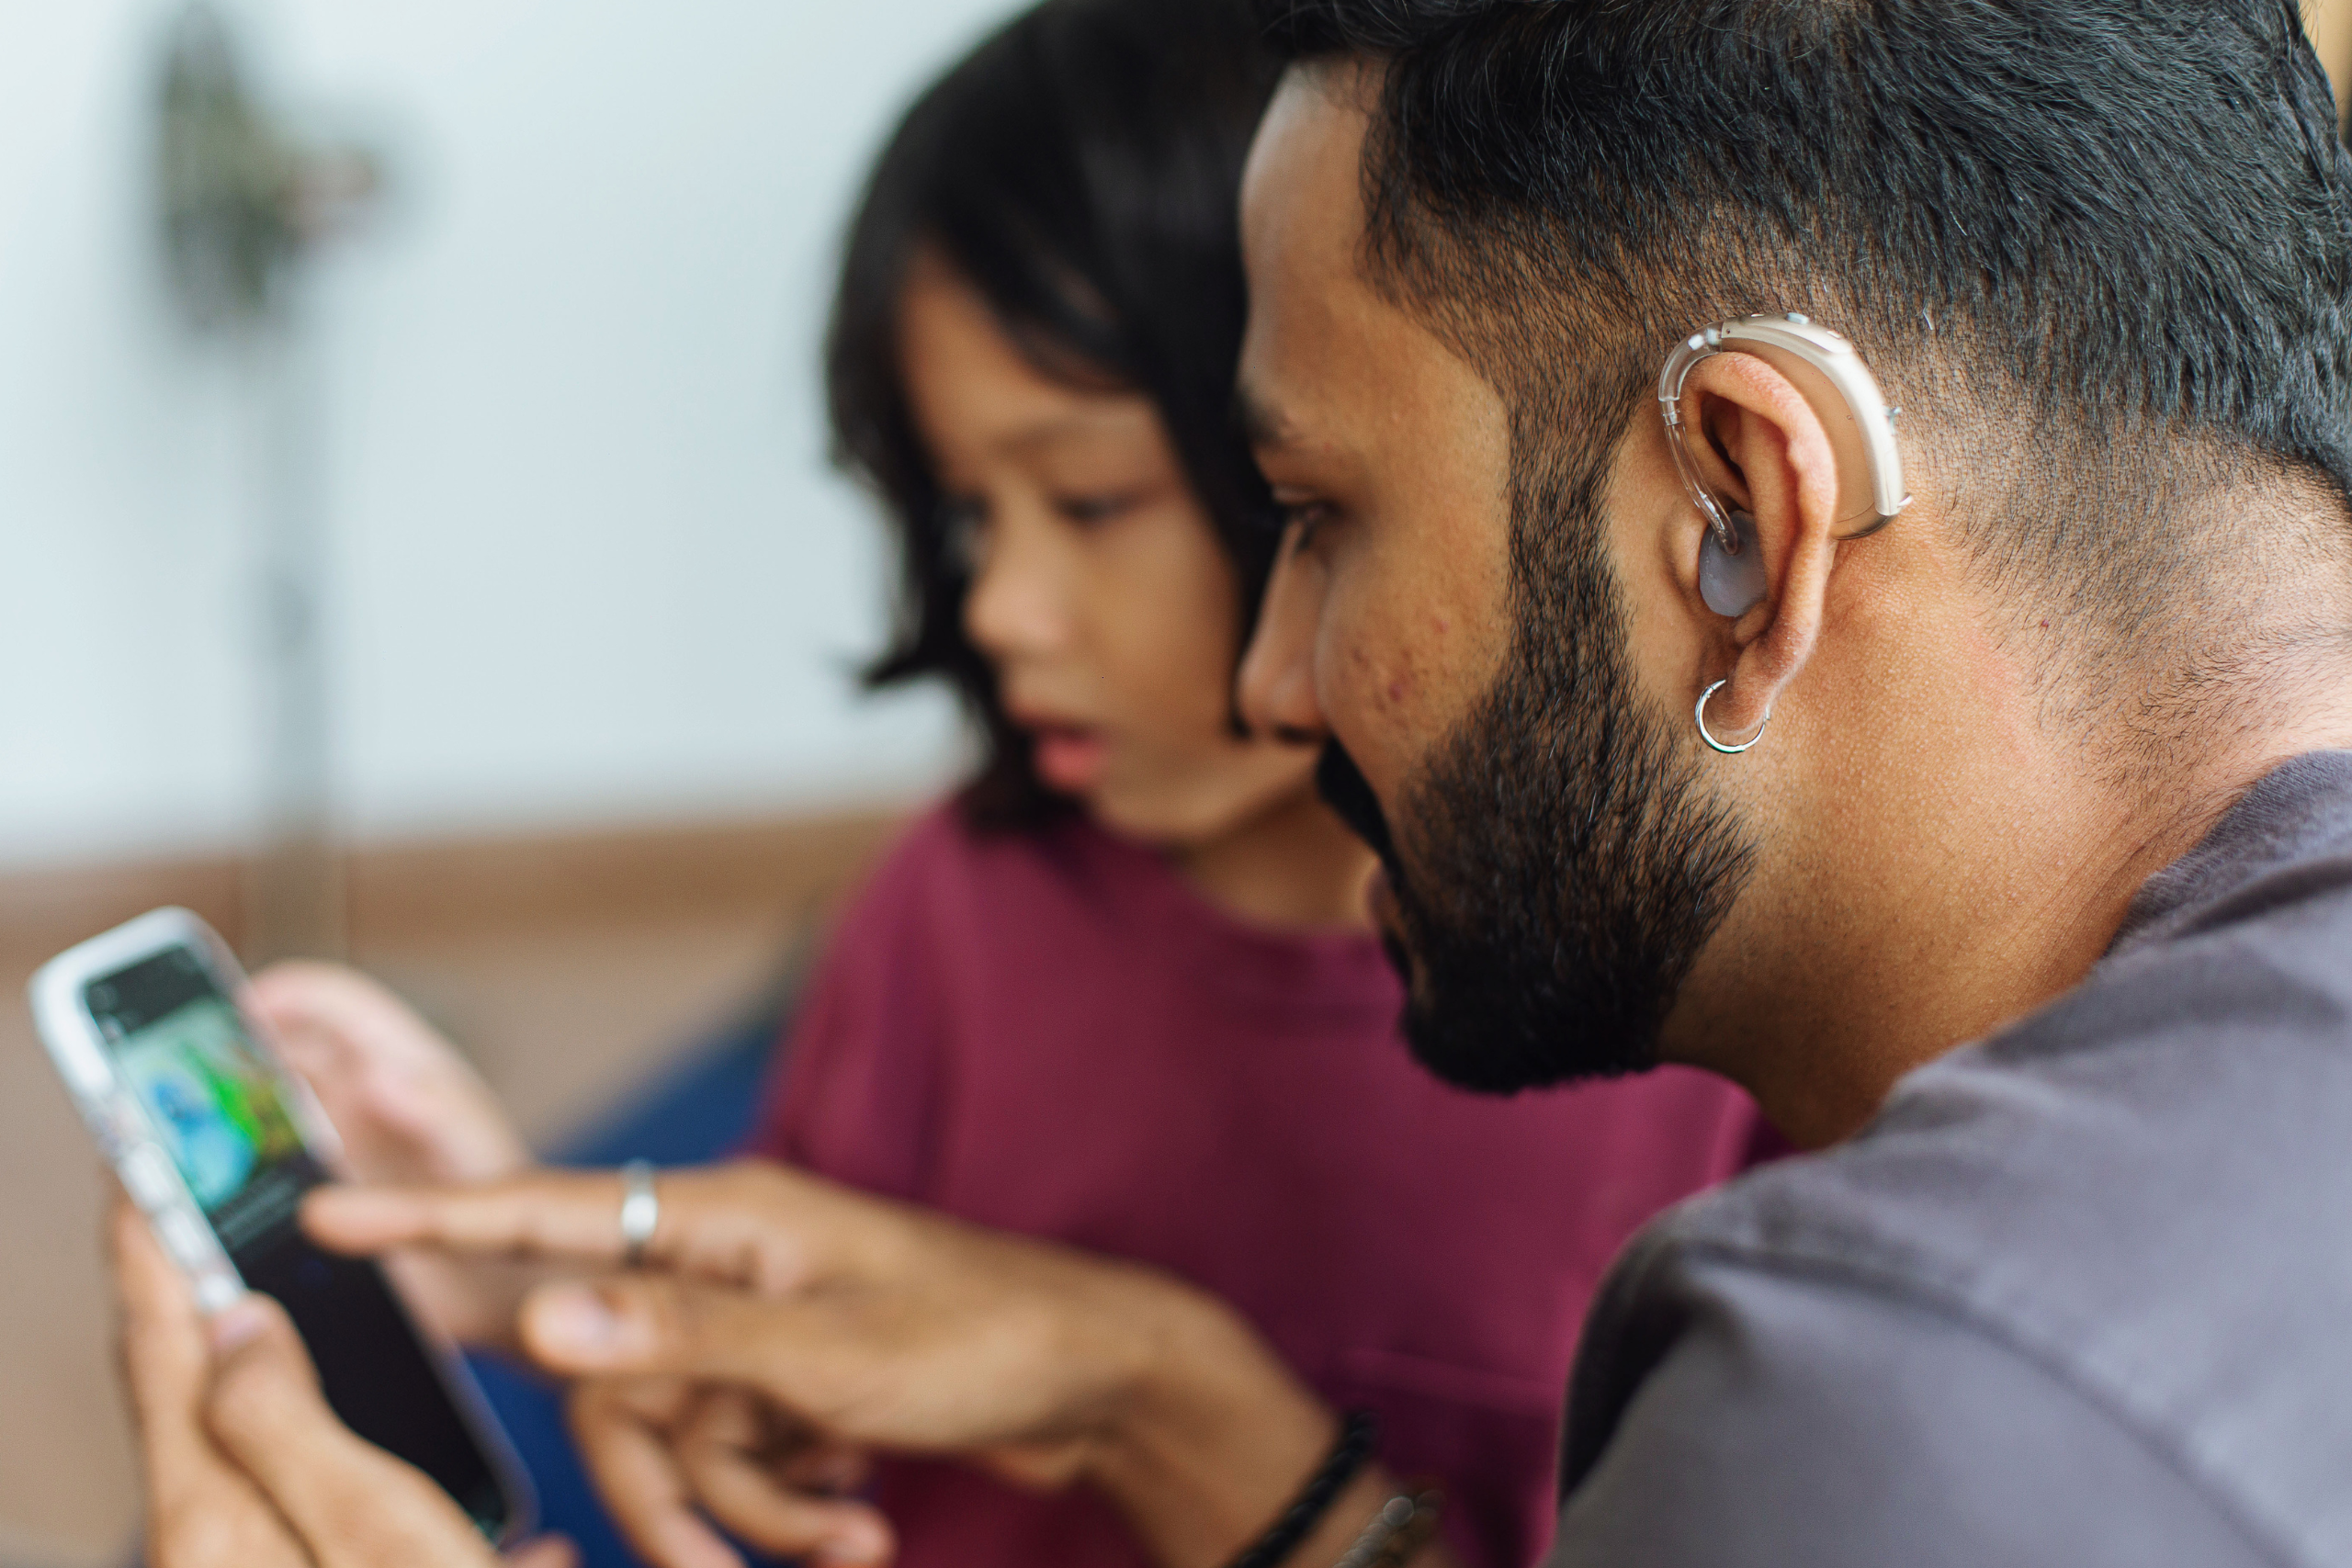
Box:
[828,0,1283,829]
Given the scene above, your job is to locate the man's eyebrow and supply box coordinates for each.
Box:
[1234,383,1296,450]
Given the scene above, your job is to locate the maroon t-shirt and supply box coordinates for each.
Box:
[746,803,1770,1568]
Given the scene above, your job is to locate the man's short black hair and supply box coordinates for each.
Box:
[1258,0,2352,681]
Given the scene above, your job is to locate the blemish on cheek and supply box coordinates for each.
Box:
[1387,677,1409,706]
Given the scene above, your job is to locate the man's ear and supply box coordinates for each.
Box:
[1671,351,1848,741]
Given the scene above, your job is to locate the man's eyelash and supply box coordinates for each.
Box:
[1283,501,1335,547]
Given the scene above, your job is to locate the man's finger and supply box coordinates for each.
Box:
[306,1173,639,1263]
[516,1276,849,1392]
[682,1450,894,1566]
[674,1392,893,1565]
[112,1201,254,1495]
[302,1164,840,1292]
[567,1382,744,1568]
[505,1535,581,1568]
[200,1294,498,1568]
[108,1201,312,1568]
[112,1198,211,1450]
[774,1438,874,1496]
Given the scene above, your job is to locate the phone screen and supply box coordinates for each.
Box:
[86,946,518,1540]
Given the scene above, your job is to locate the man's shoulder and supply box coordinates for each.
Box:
[1642,796,2352,1335]
[1565,862,2352,1563]
[1551,1250,2275,1568]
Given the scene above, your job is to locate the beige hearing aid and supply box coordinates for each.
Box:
[1658,313,1908,616]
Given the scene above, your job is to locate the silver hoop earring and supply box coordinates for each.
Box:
[1695,679,1769,755]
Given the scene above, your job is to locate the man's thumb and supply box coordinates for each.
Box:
[203,1291,506,1565]
[520,1276,780,1383]
[519,1280,676,1371]
[201,1293,331,1460]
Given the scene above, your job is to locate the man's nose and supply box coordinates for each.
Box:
[1238,524,1328,744]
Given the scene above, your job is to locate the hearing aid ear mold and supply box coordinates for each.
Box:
[1699,511,1768,617]
[1659,313,1909,608]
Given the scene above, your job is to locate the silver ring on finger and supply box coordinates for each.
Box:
[618,1159,660,1269]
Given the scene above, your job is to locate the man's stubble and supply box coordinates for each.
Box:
[1316,429,1756,1092]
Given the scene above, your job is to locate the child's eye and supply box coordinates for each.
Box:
[1054,492,1139,526]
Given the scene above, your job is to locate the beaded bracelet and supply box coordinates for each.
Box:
[1222,1410,1381,1568]
[1333,1485,1443,1568]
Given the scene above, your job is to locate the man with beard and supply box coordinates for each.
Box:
[113,0,2352,1565]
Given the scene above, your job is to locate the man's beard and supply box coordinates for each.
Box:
[1315,439,1755,1095]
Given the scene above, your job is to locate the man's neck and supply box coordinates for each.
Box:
[1684,654,2352,1150]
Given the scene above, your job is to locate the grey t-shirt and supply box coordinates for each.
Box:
[1547,751,2352,1567]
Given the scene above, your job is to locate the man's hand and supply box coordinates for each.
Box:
[109,1199,571,1568]
[564,1377,891,1568]
[306,1163,1347,1568]
[254,962,538,1344]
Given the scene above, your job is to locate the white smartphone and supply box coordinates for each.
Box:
[30,908,535,1543]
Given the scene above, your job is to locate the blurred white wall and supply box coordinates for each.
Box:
[0,0,1005,871]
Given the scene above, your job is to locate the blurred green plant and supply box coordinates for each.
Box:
[158,2,380,333]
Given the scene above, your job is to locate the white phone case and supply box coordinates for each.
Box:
[27,907,537,1541]
[28,908,349,1309]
